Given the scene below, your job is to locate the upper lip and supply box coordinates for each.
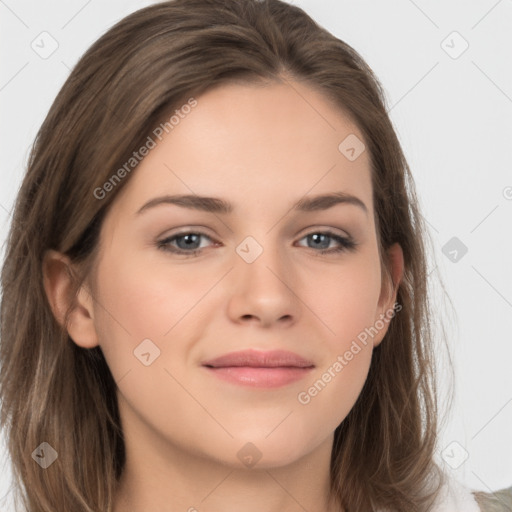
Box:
[201,349,315,368]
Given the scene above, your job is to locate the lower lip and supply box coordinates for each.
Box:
[203,366,314,388]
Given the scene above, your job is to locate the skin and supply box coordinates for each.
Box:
[44,79,404,512]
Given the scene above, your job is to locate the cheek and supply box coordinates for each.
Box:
[91,250,212,380]
[295,342,373,447]
[304,254,383,352]
[294,254,381,416]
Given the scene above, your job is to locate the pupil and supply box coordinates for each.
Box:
[180,234,199,249]
[311,233,328,249]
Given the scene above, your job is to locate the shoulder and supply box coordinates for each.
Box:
[472,485,512,512]
[430,472,512,512]
[374,472,512,512]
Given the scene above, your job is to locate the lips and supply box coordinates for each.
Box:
[201,349,315,388]
[201,349,315,369]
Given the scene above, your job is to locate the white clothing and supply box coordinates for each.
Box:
[430,472,480,512]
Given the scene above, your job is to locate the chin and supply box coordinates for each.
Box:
[223,428,318,470]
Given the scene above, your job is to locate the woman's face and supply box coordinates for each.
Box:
[83,80,402,469]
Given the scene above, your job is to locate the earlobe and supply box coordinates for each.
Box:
[373,243,404,348]
[42,249,99,349]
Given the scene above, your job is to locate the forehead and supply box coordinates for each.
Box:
[108,80,373,218]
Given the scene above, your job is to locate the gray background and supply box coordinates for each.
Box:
[1,0,511,508]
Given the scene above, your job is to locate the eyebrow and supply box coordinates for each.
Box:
[135,191,368,216]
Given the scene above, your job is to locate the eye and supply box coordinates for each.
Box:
[156,231,217,257]
[295,231,357,255]
[156,229,357,257]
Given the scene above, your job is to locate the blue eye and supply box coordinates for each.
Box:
[156,230,357,257]
[297,232,357,253]
[157,232,214,257]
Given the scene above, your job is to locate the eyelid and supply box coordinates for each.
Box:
[156,228,219,254]
[159,224,352,239]
[157,225,351,244]
[156,226,357,257]
[296,225,351,238]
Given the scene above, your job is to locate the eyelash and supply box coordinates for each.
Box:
[156,230,358,258]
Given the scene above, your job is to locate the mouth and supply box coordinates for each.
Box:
[201,349,315,388]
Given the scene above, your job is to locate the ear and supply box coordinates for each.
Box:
[372,242,404,348]
[42,249,99,349]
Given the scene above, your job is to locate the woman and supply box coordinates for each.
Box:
[0,0,510,510]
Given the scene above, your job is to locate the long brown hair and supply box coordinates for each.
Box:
[1,0,457,510]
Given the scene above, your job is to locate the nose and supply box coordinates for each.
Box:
[226,241,301,329]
